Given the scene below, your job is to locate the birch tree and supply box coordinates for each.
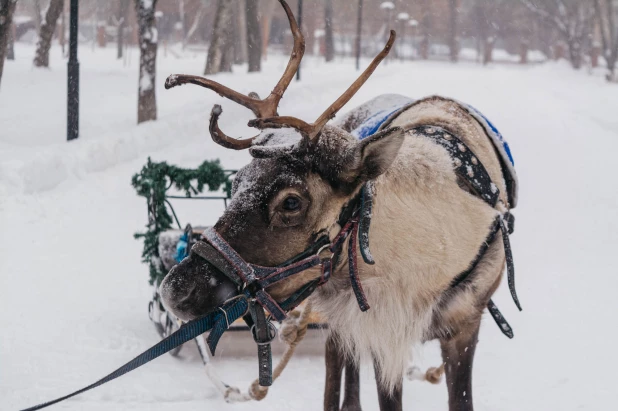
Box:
[33,0,65,67]
[31,0,42,32]
[135,0,159,123]
[0,0,17,89]
[205,0,234,75]
[184,0,208,50]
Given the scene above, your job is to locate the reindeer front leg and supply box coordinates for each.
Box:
[324,334,345,411]
[324,334,363,411]
[440,320,481,411]
[341,359,361,411]
[374,361,403,411]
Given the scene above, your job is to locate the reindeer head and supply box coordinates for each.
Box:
[160,0,404,322]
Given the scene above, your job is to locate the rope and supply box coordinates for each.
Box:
[405,363,445,385]
[222,301,313,402]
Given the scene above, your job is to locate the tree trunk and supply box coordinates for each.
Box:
[234,0,247,65]
[324,0,334,62]
[483,36,494,65]
[0,0,17,89]
[220,19,234,73]
[7,19,13,60]
[420,0,432,60]
[59,1,66,55]
[567,40,583,69]
[594,0,618,81]
[117,0,130,59]
[205,0,234,75]
[261,0,277,59]
[32,0,42,33]
[135,0,158,124]
[33,0,64,67]
[520,40,529,64]
[448,0,458,62]
[185,0,207,49]
[245,0,261,72]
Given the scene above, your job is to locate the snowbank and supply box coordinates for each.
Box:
[1,43,617,410]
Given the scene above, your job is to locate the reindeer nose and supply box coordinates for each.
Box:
[160,253,238,322]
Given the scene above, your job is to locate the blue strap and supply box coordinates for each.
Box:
[174,232,189,263]
[20,296,249,411]
[352,106,406,140]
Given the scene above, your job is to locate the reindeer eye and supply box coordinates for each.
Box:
[282,196,301,211]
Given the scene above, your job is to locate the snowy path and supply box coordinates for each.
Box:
[1,45,617,410]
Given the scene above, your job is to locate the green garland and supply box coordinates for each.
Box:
[132,157,232,285]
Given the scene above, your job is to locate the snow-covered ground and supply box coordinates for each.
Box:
[1,43,617,411]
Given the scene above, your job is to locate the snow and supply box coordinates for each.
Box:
[139,68,154,93]
[1,43,618,410]
[250,127,303,156]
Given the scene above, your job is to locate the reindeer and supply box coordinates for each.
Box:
[160,1,519,410]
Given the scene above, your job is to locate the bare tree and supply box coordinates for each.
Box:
[520,0,595,69]
[594,0,618,81]
[6,13,14,60]
[31,0,42,33]
[219,20,235,73]
[184,0,208,49]
[135,0,159,123]
[246,0,261,71]
[324,0,334,62]
[472,0,495,64]
[448,0,459,62]
[115,0,130,59]
[261,0,277,59]
[419,0,432,60]
[205,0,234,75]
[234,0,247,65]
[0,0,17,89]
[33,0,65,67]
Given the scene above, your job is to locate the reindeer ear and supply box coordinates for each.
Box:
[342,127,405,183]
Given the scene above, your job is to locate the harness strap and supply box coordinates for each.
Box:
[203,228,256,283]
[20,296,250,411]
[255,290,287,322]
[487,299,514,339]
[499,216,522,311]
[348,220,371,312]
[249,301,274,387]
[255,255,322,289]
[359,183,375,265]
[191,241,243,287]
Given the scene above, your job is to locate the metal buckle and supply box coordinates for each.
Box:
[250,322,278,345]
[316,243,332,263]
[218,294,250,329]
[218,307,230,329]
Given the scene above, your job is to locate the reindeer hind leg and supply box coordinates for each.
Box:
[440,319,481,411]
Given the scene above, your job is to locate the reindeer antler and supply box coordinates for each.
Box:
[249,31,397,142]
[165,0,304,150]
[165,1,395,150]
